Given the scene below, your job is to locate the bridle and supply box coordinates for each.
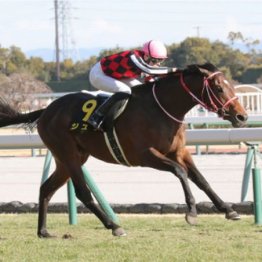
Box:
[180,71,238,116]
[152,71,238,124]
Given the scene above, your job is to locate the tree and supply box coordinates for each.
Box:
[0,72,51,110]
[7,46,27,74]
[0,47,10,74]
[44,62,57,81]
[97,46,124,60]
[227,31,260,64]
[227,32,245,46]
[27,57,45,80]
[220,49,250,80]
[168,37,220,68]
[73,56,97,80]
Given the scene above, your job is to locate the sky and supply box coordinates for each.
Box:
[0,0,262,59]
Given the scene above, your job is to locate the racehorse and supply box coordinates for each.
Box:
[0,63,248,238]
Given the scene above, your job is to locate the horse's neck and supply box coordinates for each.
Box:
[154,77,198,119]
[131,75,203,122]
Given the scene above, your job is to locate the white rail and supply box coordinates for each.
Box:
[0,128,262,149]
[186,128,262,145]
[0,134,44,149]
[185,114,262,125]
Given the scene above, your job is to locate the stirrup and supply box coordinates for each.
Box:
[96,120,104,131]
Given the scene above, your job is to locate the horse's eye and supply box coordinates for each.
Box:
[217,86,223,93]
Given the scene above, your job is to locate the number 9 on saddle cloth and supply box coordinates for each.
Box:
[70,91,130,132]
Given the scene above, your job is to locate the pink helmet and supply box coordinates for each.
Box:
[142,40,167,59]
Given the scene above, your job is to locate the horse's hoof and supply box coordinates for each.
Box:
[185,213,198,225]
[38,231,56,238]
[226,211,241,220]
[112,227,127,237]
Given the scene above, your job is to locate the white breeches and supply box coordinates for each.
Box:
[89,62,142,94]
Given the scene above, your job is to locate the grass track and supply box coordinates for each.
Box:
[0,214,261,262]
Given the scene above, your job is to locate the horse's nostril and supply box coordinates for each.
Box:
[236,114,248,122]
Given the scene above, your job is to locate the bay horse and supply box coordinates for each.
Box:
[0,63,247,238]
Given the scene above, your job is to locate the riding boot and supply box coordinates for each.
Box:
[87,92,130,131]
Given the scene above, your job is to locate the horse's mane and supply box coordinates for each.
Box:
[184,63,219,75]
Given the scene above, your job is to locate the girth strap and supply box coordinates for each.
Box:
[104,128,131,166]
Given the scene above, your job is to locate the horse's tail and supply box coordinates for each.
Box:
[0,109,45,127]
[0,99,45,128]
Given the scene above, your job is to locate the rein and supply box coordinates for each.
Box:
[152,83,184,124]
[152,71,238,124]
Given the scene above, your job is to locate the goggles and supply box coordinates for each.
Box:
[149,57,165,64]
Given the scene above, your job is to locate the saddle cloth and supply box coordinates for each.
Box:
[70,91,130,166]
[70,90,128,131]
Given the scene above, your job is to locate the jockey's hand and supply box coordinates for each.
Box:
[168,67,177,74]
[145,76,154,82]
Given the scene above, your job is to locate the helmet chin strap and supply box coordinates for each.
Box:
[143,54,150,62]
[147,40,153,57]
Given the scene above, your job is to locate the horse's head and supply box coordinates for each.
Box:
[184,63,248,127]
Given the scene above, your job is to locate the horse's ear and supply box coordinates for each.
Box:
[187,64,209,76]
[198,67,210,77]
[198,63,218,76]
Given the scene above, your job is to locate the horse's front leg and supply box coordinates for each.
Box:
[143,147,198,225]
[182,150,240,220]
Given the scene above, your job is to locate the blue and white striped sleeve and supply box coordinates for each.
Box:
[130,53,173,75]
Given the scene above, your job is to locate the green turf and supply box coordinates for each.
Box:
[0,214,261,262]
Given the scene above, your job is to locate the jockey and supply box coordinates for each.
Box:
[88,39,177,130]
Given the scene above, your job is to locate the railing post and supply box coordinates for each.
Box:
[31,148,36,157]
[241,144,254,202]
[240,143,262,225]
[41,150,52,185]
[41,150,77,225]
[67,179,77,225]
[188,123,201,155]
[252,167,262,225]
[204,123,209,154]
[252,150,262,225]
[82,166,119,224]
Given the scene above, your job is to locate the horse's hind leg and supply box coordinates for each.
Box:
[65,163,126,237]
[38,168,69,238]
[183,152,240,220]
